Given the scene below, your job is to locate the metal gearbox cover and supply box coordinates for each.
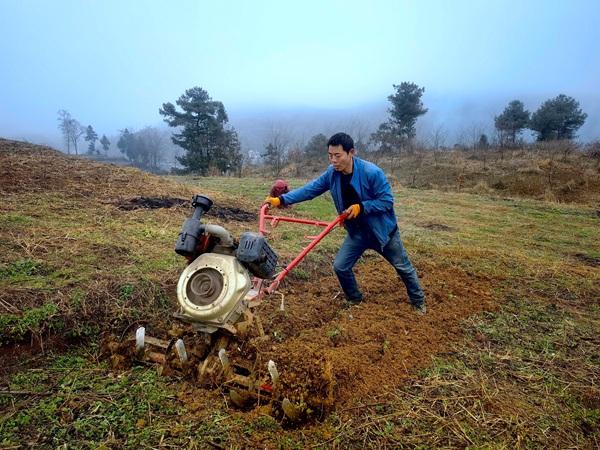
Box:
[176,253,251,325]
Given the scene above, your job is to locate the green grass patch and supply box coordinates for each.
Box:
[0,259,47,280]
[0,303,61,343]
[0,213,34,226]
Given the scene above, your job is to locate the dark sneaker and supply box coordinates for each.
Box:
[412,303,427,315]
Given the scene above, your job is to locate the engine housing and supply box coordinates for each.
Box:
[176,253,252,333]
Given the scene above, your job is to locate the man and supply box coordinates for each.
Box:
[265,132,426,314]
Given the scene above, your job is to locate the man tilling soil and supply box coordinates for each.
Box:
[265,132,427,314]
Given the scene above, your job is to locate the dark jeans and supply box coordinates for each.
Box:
[333,229,425,306]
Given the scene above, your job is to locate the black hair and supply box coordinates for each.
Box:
[327,132,354,153]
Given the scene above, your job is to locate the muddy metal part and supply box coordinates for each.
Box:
[129,313,300,416]
[126,197,347,420]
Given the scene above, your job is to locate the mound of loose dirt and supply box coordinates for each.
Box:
[129,257,497,418]
[0,138,254,214]
[1,139,167,197]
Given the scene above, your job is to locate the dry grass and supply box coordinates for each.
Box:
[316,297,599,449]
[266,141,600,205]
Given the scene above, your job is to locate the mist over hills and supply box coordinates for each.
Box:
[3,92,599,160]
[230,92,600,154]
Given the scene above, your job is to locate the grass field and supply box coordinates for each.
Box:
[1,141,599,448]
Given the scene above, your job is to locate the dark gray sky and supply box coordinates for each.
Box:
[1,0,599,149]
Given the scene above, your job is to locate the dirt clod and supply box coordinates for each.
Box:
[115,197,256,221]
[419,222,455,232]
[572,252,600,267]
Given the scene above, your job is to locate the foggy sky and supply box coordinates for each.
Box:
[1,0,599,151]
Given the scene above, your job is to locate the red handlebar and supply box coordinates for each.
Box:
[259,203,347,293]
[259,203,339,234]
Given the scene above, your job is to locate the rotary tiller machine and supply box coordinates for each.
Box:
[123,194,347,417]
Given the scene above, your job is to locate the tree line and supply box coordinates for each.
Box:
[57,83,589,175]
[56,111,175,172]
[57,87,242,174]
[370,82,587,150]
[57,110,110,156]
[494,96,587,146]
[260,83,589,176]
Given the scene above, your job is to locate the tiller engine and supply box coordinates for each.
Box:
[120,193,346,418]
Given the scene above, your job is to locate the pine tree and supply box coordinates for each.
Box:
[159,87,241,175]
[84,125,99,154]
[117,128,136,161]
[529,95,587,141]
[304,133,328,161]
[494,100,530,146]
[371,82,428,151]
[100,135,110,155]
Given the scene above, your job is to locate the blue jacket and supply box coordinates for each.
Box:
[280,156,398,249]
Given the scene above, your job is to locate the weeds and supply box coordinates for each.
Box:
[0,303,60,343]
[0,259,46,280]
[119,284,135,302]
[1,359,183,448]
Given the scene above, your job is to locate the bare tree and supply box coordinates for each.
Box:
[262,124,291,177]
[71,122,85,155]
[466,122,487,150]
[491,125,507,161]
[287,142,305,176]
[464,122,491,171]
[57,110,84,155]
[344,118,373,153]
[136,126,165,170]
[430,124,447,150]
[454,127,470,150]
[429,124,447,167]
[57,110,73,154]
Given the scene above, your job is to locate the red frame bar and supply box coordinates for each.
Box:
[258,204,347,294]
[259,204,332,234]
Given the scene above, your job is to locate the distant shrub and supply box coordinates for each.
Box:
[470,181,493,195]
[585,141,600,160]
[491,180,507,190]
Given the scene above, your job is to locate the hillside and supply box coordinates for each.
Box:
[1,139,598,448]
[278,143,600,205]
[0,139,254,346]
